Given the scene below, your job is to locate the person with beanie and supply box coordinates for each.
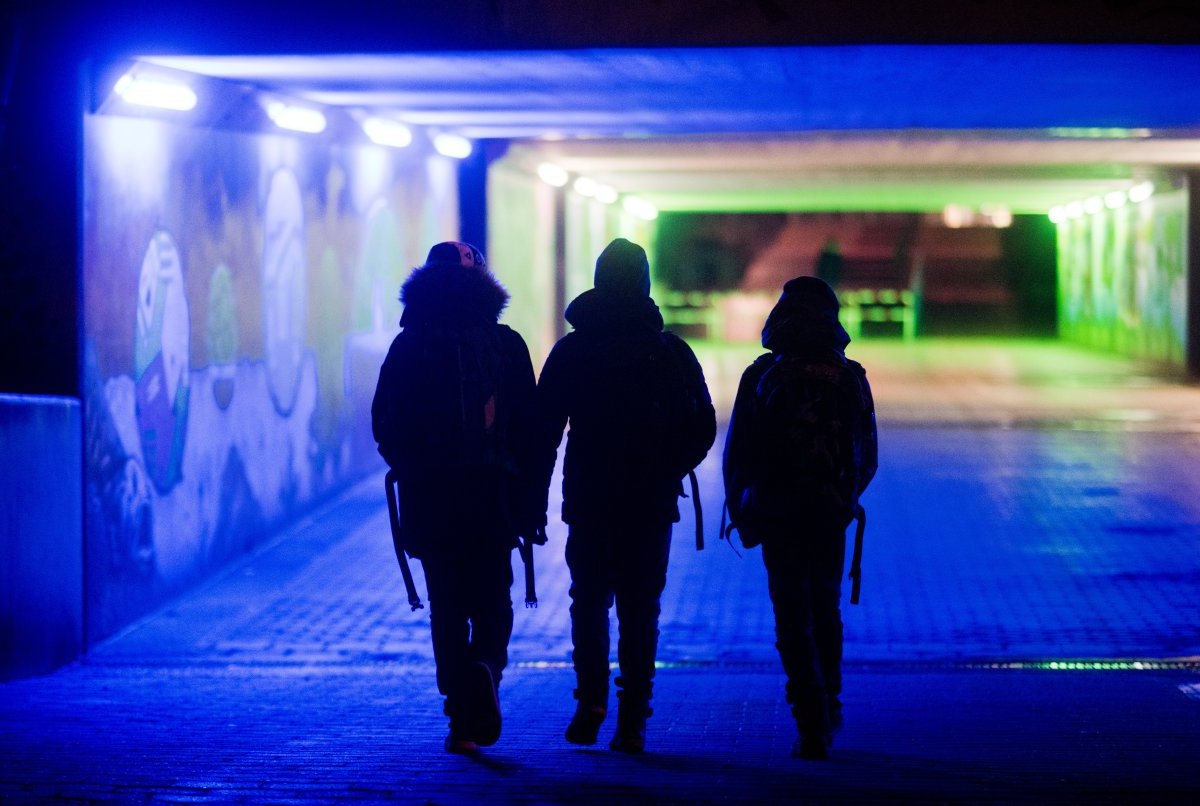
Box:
[372,242,543,755]
[534,238,716,753]
[722,275,878,760]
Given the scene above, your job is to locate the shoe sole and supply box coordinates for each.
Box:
[445,737,479,755]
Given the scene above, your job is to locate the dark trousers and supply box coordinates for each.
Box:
[420,545,515,704]
[565,520,672,708]
[761,527,846,738]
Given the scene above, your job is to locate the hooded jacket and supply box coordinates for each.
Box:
[723,277,877,543]
[371,262,539,556]
[534,287,716,525]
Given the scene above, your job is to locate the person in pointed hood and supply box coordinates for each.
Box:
[534,238,716,754]
[722,275,878,761]
[372,241,542,755]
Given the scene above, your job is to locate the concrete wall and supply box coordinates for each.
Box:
[0,395,83,680]
[81,113,459,645]
[489,155,654,368]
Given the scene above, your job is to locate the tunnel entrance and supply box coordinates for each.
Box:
[654,210,1058,341]
[63,44,1200,653]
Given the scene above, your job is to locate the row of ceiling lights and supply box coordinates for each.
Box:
[120,69,1156,226]
[116,71,662,219]
[536,162,659,220]
[114,71,474,159]
[1047,181,1155,223]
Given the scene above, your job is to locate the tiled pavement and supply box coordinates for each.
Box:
[3,338,1200,802]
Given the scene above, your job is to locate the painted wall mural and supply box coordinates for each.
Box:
[1057,189,1188,366]
[83,114,458,643]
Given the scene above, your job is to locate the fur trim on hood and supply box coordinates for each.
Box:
[399,263,510,330]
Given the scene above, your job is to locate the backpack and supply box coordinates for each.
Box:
[406,325,513,472]
[375,323,526,556]
[625,331,711,545]
[727,353,874,548]
[609,331,710,482]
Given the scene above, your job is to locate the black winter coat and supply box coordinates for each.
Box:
[534,288,716,526]
[371,263,539,557]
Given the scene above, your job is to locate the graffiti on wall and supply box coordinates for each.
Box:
[1057,189,1188,365]
[82,115,458,642]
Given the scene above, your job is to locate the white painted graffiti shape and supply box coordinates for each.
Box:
[262,168,308,416]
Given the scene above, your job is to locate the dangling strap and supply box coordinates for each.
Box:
[848,504,866,605]
[718,499,743,557]
[384,470,424,612]
[687,469,704,550]
[519,535,538,608]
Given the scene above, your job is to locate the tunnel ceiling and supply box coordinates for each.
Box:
[144,45,1200,214]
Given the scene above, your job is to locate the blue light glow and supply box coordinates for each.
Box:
[266,102,326,134]
[114,73,197,111]
[433,133,471,159]
[362,117,412,148]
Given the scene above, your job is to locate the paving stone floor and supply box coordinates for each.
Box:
[3,339,1200,803]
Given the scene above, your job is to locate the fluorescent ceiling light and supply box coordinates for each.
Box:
[594,184,618,204]
[1048,206,1066,223]
[537,162,569,187]
[1065,202,1084,218]
[266,102,326,133]
[1083,196,1104,215]
[114,73,197,111]
[622,196,658,221]
[1128,181,1155,203]
[981,205,1012,228]
[942,204,972,228]
[362,117,412,148]
[573,176,598,197]
[1104,191,1127,209]
[433,133,472,159]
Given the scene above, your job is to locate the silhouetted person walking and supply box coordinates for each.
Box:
[814,237,844,290]
[372,242,542,754]
[535,238,716,753]
[723,276,877,760]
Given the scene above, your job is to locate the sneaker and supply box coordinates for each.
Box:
[793,734,830,761]
[464,661,502,747]
[444,734,479,755]
[565,705,607,745]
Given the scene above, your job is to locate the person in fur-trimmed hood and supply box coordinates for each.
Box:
[534,238,716,754]
[372,241,542,755]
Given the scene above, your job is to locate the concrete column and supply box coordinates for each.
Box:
[1188,172,1200,379]
[553,186,567,341]
[0,17,82,397]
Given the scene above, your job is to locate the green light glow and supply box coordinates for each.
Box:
[645,183,1094,215]
[1047,127,1152,139]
